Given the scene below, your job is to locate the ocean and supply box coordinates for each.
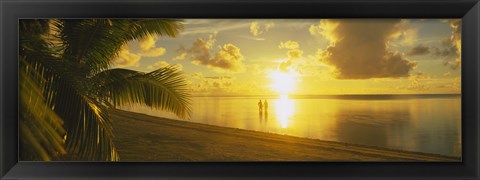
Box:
[124,94,461,157]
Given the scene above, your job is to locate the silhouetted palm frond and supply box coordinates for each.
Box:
[93,66,192,119]
[19,19,189,161]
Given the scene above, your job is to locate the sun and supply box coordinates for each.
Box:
[269,69,298,95]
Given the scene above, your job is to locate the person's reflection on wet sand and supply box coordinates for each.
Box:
[264,110,268,123]
[259,110,263,123]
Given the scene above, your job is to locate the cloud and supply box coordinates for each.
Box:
[191,72,204,79]
[147,61,169,70]
[449,20,461,56]
[266,23,275,30]
[395,72,430,91]
[279,40,303,59]
[139,36,156,51]
[181,34,245,73]
[279,60,292,72]
[389,20,418,46]
[277,41,303,72]
[292,54,333,78]
[279,41,300,49]
[147,61,183,71]
[406,44,430,56]
[187,72,273,96]
[433,43,457,57]
[312,19,417,79]
[188,72,235,94]
[443,59,461,70]
[406,77,427,91]
[207,44,245,72]
[181,19,313,37]
[430,20,461,70]
[451,59,461,69]
[113,35,168,67]
[113,46,141,67]
[239,35,265,41]
[173,53,188,61]
[142,47,166,57]
[138,36,167,57]
[432,20,461,70]
[250,64,269,75]
[434,19,462,70]
[442,20,461,69]
[287,49,303,59]
[182,20,251,36]
[309,20,339,43]
[204,76,233,80]
[250,21,275,36]
[250,22,260,36]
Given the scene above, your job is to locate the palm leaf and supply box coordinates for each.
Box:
[32,62,120,161]
[122,19,184,41]
[92,66,192,119]
[19,58,66,161]
[58,19,183,76]
[19,20,68,160]
[20,30,119,161]
[20,48,119,161]
[60,95,119,161]
[19,19,187,161]
[59,19,124,75]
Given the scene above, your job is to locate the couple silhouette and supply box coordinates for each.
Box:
[258,99,269,112]
[258,99,269,123]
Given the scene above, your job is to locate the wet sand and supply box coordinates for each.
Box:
[110,109,460,161]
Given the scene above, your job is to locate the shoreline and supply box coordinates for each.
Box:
[110,109,460,161]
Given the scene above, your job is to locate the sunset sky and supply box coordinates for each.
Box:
[113,19,461,96]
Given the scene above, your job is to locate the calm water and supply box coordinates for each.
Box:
[125,94,461,157]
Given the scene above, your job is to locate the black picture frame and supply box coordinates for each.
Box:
[1,0,479,179]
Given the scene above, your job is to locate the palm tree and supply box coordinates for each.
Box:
[19,19,191,161]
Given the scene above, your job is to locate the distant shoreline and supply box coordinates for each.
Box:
[110,109,460,161]
[190,94,461,100]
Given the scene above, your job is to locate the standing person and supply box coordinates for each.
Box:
[264,99,269,112]
[258,99,263,113]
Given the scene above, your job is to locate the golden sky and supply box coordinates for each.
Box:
[113,19,461,96]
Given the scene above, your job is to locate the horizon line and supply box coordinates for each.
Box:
[191,93,462,97]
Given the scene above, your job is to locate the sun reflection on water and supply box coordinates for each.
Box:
[275,95,295,128]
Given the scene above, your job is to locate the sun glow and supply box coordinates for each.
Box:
[275,95,295,128]
[269,69,298,95]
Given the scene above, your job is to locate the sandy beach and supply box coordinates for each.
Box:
[110,109,460,161]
